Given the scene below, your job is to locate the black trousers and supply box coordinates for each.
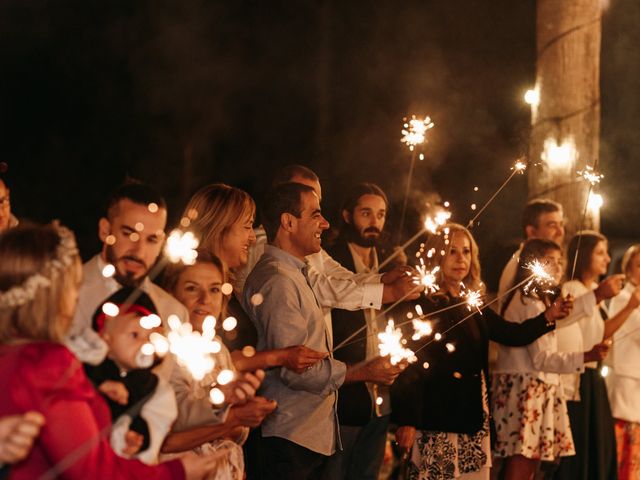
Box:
[261,435,330,480]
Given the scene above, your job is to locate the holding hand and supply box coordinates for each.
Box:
[229,396,277,428]
[98,380,129,405]
[395,426,416,455]
[382,268,423,304]
[0,411,45,465]
[280,346,328,373]
[544,295,574,323]
[584,341,611,363]
[363,356,408,386]
[594,274,626,303]
[122,430,144,457]
[217,370,265,406]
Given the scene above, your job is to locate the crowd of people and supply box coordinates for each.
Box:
[0,165,639,480]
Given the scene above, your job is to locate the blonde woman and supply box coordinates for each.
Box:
[391,224,571,480]
[0,223,222,479]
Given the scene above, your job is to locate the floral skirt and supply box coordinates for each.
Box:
[407,373,491,480]
[491,373,575,461]
[615,419,640,480]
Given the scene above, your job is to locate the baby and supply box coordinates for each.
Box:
[83,287,176,463]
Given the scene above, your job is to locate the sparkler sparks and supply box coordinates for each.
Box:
[165,229,199,265]
[415,260,440,294]
[577,166,604,186]
[424,208,452,234]
[512,159,527,173]
[411,319,433,341]
[401,115,435,151]
[460,284,483,313]
[378,320,417,365]
[523,259,556,295]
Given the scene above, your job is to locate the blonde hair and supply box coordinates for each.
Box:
[182,184,255,271]
[0,223,81,344]
[427,223,484,294]
[621,244,640,280]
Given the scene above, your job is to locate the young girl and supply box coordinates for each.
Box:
[492,239,609,480]
[606,244,640,480]
[554,231,640,480]
[392,224,572,480]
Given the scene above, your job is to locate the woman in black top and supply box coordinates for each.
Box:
[391,223,571,480]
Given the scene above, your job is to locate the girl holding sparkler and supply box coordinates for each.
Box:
[491,239,610,480]
[392,223,571,480]
[607,244,640,480]
[555,233,640,480]
[0,223,224,479]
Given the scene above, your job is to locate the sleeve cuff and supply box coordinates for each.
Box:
[331,359,348,390]
[362,283,384,310]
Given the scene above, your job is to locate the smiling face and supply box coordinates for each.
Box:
[173,262,224,333]
[219,211,256,270]
[290,190,330,257]
[99,199,167,286]
[442,231,472,287]
[588,240,611,278]
[529,211,565,245]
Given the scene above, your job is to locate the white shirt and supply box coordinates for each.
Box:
[607,282,640,422]
[495,246,522,313]
[236,226,384,346]
[493,291,584,385]
[556,280,605,400]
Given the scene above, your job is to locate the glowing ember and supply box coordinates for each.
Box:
[513,159,527,172]
[461,284,483,313]
[401,115,435,151]
[378,320,417,365]
[523,259,556,295]
[424,208,452,234]
[165,229,199,265]
[415,260,440,294]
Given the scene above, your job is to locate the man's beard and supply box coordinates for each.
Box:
[105,245,148,288]
[345,223,383,248]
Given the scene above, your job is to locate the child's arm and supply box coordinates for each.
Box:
[98,380,129,405]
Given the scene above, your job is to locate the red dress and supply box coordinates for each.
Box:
[0,342,185,479]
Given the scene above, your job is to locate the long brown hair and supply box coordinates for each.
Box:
[566,230,607,282]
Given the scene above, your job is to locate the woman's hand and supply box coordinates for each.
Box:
[395,426,416,455]
[584,341,611,363]
[179,450,229,480]
[544,295,574,322]
[280,346,328,373]
[0,411,45,464]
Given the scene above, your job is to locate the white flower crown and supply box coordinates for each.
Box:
[0,223,79,309]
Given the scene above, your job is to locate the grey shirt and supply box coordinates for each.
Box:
[242,245,347,455]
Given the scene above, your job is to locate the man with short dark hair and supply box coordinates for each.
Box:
[324,183,395,480]
[496,198,565,311]
[243,182,405,480]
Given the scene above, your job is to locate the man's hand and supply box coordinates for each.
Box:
[594,274,626,303]
[228,396,277,428]
[99,380,129,405]
[363,356,407,385]
[0,411,45,464]
[395,426,416,454]
[382,269,423,304]
[280,346,328,373]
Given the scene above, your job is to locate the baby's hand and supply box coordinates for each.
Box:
[122,430,144,456]
[99,380,129,405]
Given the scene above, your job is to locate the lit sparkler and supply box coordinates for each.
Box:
[378,320,417,365]
[523,259,555,295]
[460,284,483,313]
[415,260,440,294]
[401,115,435,151]
[411,319,433,341]
[165,229,199,265]
[424,208,452,234]
[512,159,527,173]
[577,166,603,186]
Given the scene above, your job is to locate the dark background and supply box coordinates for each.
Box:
[1,0,638,289]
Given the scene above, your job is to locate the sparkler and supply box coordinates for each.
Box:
[398,115,435,240]
[461,285,483,313]
[415,260,439,294]
[165,229,199,265]
[577,166,603,185]
[378,320,417,365]
[522,259,555,295]
[411,319,433,341]
[467,158,527,229]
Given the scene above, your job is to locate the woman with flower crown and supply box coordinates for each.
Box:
[0,222,224,479]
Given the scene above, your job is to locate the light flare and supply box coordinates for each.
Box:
[165,229,199,265]
[401,115,435,151]
[411,319,433,341]
[577,166,603,185]
[378,320,417,365]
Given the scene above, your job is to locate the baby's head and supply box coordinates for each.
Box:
[92,288,162,371]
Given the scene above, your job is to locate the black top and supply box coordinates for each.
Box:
[390,292,554,435]
[84,358,158,452]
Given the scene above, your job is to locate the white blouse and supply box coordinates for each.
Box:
[493,291,584,385]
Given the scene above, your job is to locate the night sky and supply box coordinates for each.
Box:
[1,0,638,289]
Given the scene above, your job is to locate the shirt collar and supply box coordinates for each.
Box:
[264,244,307,271]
